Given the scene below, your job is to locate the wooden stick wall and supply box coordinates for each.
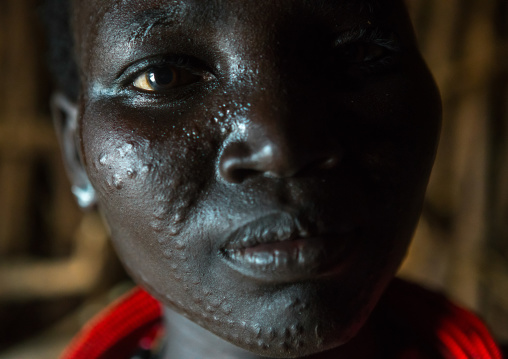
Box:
[402,0,508,341]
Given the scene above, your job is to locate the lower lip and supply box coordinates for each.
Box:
[221,236,352,283]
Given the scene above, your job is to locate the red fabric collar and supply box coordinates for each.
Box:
[378,279,503,359]
[59,280,502,359]
[60,287,162,359]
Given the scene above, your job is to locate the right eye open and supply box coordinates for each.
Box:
[132,65,203,92]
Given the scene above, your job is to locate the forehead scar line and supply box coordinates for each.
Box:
[127,8,182,45]
[94,1,188,48]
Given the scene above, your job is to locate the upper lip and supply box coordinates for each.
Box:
[222,212,316,251]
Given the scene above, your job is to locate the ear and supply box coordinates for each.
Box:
[51,92,97,210]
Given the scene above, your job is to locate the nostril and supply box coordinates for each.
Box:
[219,141,277,183]
[220,152,342,183]
[289,153,342,177]
[219,137,343,184]
[316,154,342,170]
[219,156,258,183]
[219,141,264,183]
[231,169,262,183]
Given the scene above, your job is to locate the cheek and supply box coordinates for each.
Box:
[346,70,440,185]
[81,100,217,239]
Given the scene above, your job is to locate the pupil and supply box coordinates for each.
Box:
[150,67,174,86]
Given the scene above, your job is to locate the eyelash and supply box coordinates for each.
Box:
[330,28,403,76]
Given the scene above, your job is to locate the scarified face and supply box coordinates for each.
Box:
[70,0,441,356]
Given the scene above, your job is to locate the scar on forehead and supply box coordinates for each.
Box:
[128,7,183,43]
[87,0,188,44]
[90,0,398,49]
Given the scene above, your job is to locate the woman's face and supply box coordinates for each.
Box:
[72,0,441,356]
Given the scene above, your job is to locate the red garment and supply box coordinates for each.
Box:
[59,279,502,359]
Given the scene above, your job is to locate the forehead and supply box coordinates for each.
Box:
[72,0,404,45]
[72,0,410,83]
[73,0,390,22]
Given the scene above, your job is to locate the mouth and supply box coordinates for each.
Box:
[220,213,356,283]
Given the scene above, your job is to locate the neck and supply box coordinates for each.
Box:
[161,308,262,359]
[160,307,382,359]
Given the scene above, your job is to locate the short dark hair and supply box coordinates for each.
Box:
[41,0,79,101]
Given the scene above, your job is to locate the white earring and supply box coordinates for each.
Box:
[72,183,97,209]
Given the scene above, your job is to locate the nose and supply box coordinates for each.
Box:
[218,101,342,184]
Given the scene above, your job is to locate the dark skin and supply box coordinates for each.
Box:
[54,0,441,357]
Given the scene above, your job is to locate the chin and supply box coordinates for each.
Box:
[157,266,392,359]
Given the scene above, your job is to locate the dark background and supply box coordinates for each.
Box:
[0,0,507,357]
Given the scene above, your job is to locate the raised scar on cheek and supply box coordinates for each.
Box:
[95,141,150,190]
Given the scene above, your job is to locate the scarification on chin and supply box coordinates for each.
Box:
[131,257,317,356]
[193,292,314,355]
